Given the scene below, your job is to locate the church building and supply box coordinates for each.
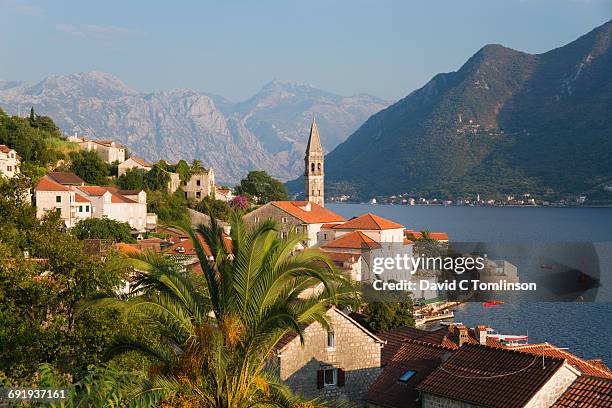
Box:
[305,118,325,207]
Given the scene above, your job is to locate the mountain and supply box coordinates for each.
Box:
[0,73,387,183]
[316,20,612,200]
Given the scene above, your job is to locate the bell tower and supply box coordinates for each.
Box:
[305,118,324,207]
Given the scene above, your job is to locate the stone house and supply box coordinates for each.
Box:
[274,306,384,403]
[0,144,20,178]
[77,186,149,233]
[117,156,152,177]
[242,201,345,247]
[182,168,215,200]
[70,137,126,164]
[416,344,581,408]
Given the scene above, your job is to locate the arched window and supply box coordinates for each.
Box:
[317,163,321,171]
[311,163,315,172]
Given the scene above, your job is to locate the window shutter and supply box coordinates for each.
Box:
[317,369,324,389]
[337,368,345,386]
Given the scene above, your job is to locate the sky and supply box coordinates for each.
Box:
[1,0,611,101]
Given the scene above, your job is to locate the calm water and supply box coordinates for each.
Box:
[328,204,612,365]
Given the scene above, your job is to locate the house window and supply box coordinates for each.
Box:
[85,205,90,212]
[55,208,61,214]
[281,217,288,223]
[399,370,416,383]
[323,233,327,240]
[56,196,62,203]
[254,217,259,223]
[196,180,201,186]
[78,205,83,212]
[318,163,321,171]
[280,231,288,239]
[324,368,337,386]
[311,163,315,172]
[327,331,335,349]
[7,166,11,171]
[196,192,201,199]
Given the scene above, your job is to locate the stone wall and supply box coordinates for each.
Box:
[421,394,482,408]
[278,308,383,403]
[242,204,304,239]
[525,364,579,408]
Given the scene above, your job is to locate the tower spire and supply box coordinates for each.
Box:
[304,117,325,207]
[305,117,323,155]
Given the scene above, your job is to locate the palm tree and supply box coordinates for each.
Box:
[78,212,352,407]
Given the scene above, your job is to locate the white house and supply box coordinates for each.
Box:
[77,186,149,233]
[34,175,92,228]
[0,145,20,178]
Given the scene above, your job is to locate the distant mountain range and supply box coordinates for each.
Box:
[0,74,388,183]
[288,19,612,200]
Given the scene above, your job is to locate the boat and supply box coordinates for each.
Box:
[541,264,554,269]
[482,300,504,307]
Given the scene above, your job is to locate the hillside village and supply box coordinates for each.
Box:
[1,109,611,407]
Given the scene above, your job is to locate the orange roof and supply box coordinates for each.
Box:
[270,201,345,224]
[0,144,15,153]
[429,232,449,240]
[110,192,137,204]
[74,193,90,203]
[553,375,612,407]
[78,186,109,196]
[511,343,612,378]
[36,176,69,192]
[403,238,413,245]
[333,213,404,230]
[321,231,381,250]
[129,157,151,167]
[115,242,143,255]
[322,251,361,264]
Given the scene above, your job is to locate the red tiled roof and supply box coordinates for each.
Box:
[78,186,109,196]
[270,201,345,224]
[553,375,612,407]
[511,343,612,378]
[321,251,361,268]
[366,339,454,408]
[74,193,90,203]
[36,176,69,192]
[128,157,151,167]
[320,223,338,229]
[379,326,460,364]
[403,238,413,245]
[115,242,143,255]
[110,192,137,204]
[47,172,84,185]
[417,344,566,408]
[404,229,449,241]
[333,213,404,230]
[0,144,14,153]
[321,231,381,250]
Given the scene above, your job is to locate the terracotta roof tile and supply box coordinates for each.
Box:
[270,201,345,224]
[128,157,151,167]
[417,344,566,408]
[366,339,454,408]
[321,231,381,250]
[333,213,404,230]
[0,144,14,153]
[47,172,84,185]
[77,186,109,196]
[553,375,612,407]
[511,343,612,378]
[35,176,69,192]
[74,193,90,203]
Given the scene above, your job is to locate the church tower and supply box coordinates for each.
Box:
[305,118,324,207]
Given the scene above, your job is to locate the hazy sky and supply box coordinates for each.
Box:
[1,0,611,101]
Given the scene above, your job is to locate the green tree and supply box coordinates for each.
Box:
[175,159,192,183]
[144,165,170,191]
[79,214,351,407]
[72,218,136,243]
[195,196,231,221]
[117,168,146,190]
[69,150,110,185]
[235,170,288,203]
[146,189,189,224]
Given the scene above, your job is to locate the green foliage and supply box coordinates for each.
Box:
[235,170,288,203]
[174,159,192,183]
[0,179,130,382]
[144,165,170,191]
[69,149,110,185]
[72,218,136,243]
[147,189,189,224]
[363,300,415,333]
[0,107,64,165]
[195,196,231,221]
[117,167,146,190]
[78,214,353,406]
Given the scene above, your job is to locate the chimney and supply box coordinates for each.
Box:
[476,325,488,345]
[457,324,469,346]
[298,202,312,212]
